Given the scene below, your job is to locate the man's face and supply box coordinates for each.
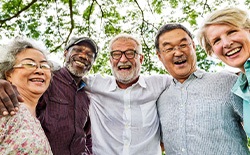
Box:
[157,29,197,83]
[64,42,95,77]
[110,38,143,85]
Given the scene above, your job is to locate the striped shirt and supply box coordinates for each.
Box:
[157,70,250,155]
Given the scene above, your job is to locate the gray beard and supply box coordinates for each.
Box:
[66,63,87,77]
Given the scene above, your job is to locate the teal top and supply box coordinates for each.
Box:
[232,59,250,137]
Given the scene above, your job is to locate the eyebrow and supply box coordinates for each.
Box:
[71,47,93,53]
[162,38,188,46]
[19,58,48,63]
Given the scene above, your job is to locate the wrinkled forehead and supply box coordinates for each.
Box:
[16,48,47,61]
[111,38,138,50]
[159,29,191,45]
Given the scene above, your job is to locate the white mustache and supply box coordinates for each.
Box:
[117,62,132,68]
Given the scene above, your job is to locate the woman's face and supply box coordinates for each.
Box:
[7,48,51,98]
[206,24,250,72]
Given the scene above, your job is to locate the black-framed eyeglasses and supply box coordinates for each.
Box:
[162,43,192,53]
[110,50,138,60]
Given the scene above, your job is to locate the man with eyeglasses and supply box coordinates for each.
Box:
[0,34,171,154]
[0,36,98,155]
[83,33,172,154]
[155,23,249,154]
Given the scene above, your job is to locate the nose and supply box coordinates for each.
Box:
[77,53,89,61]
[173,49,183,57]
[34,68,45,75]
[222,37,233,49]
[119,53,128,62]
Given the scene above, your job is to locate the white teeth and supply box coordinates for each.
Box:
[75,61,84,66]
[226,48,240,56]
[31,79,44,82]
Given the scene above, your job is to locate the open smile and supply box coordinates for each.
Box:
[225,47,241,56]
[118,65,131,70]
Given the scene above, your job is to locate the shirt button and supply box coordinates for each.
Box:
[181,148,185,152]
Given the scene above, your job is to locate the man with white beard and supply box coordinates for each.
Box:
[84,33,172,155]
[0,34,172,155]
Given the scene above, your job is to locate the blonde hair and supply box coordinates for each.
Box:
[197,7,250,55]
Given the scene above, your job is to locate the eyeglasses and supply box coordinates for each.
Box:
[110,50,138,60]
[162,43,192,53]
[13,61,51,71]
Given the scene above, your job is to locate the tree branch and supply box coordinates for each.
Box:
[202,0,211,15]
[133,0,145,36]
[51,0,74,53]
[65,0,74,43]
[0,0,38,24]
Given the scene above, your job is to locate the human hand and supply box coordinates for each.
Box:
[0,79,23,115]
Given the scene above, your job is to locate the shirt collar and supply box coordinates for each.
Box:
[108,75,146,91]
[244,58,250,70]
[60,67,86,89]
[172,69,204,84]
[231,59,250,100]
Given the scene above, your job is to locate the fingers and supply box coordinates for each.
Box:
[11,84,23,107]
[0,92,17,115]
[0,80,20,115]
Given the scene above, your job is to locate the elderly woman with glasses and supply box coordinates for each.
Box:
[0,37,52,154]
[198,7,250,137]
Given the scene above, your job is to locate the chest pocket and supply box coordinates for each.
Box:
[140,101,158,127]
[47,96,69,120]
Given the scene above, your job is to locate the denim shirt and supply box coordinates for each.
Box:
[232,59,250,137]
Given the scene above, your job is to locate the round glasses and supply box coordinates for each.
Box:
[110,50,138,60]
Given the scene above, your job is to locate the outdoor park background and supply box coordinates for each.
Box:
[0,0,249,148]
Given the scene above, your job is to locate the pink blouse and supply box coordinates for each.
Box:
[0,104,52,154]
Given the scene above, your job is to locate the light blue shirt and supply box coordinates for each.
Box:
[157,70,249,155]
[84,74,172,155]
[232,59,250,137]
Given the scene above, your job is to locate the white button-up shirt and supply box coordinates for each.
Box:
[84,74,171,155]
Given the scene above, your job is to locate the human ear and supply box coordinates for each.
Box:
[156,50,163,62]
[4,71,13,83]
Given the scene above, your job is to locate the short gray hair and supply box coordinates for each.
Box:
[0,37,49,79]
[108,33,142,54]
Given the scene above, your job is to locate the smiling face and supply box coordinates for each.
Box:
[64,42,95,77]
[110,38,144,88]
[157,29,197,83]
[206,24,250,72]
[6,48,51,99]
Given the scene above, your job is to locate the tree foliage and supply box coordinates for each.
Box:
[0,0,249,75]
[0,0,249,148]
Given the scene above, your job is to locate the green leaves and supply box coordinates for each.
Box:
[0,0,249,74]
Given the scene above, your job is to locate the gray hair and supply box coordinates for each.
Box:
[108,33,142,54]
[0,37,49,79]
[197,7,250,56]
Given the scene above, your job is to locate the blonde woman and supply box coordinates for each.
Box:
[198,7,250,137]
